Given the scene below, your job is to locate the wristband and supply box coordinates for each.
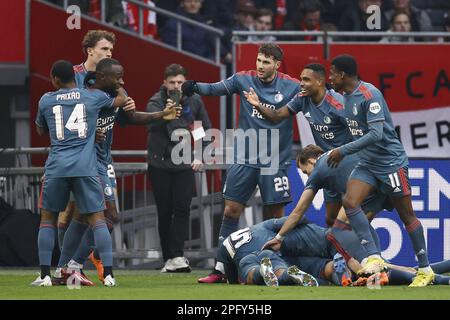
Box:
[275,233,285,242]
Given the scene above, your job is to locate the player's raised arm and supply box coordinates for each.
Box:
[122,97,181,125]
[182,74,239,97]
[262,188,316,251]
[243,87,292,123]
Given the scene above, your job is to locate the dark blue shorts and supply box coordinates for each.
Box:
[40,176,105,214]
[223,164,292,205]
[350,164,411,198]
[100,164,117,202]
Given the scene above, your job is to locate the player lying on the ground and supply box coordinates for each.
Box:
[219,218,450,287]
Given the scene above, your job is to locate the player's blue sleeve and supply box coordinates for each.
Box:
[365,93,386,124]
[35,98,47,128]
[305,168,323,193]
[286,93,306,114]
[339,121,383,156]
[89,89,115,110]
[196,74,239,96]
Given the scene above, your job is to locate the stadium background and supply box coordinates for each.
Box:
[0,0,449,269]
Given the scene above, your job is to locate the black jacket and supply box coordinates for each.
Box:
[146,86,211,171]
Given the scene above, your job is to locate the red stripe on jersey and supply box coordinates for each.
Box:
[397,167,411,196]
[326,233,352,262]
[73,64,85,74]
[359,84,373,101]
[325,93,344,110]
[236,70,258,77]
[39,176,45,209]
[277,72,301,83]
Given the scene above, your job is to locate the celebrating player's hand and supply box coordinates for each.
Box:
[261,238,282,251]
[123,97,136,112]
[191,158,203,172]
[243,87,261,108]
[181,80,197,97]
[162,99,182,120]
[327,148,344,168]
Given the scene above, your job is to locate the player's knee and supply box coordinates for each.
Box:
[224,204,242,219]
[342,195,359,210]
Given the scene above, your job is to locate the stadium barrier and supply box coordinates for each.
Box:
[0,148,266,268]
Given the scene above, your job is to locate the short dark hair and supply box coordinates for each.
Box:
[96,58,121,73]
[331,54,358,77]
[258,43,283,61]
[304,63,326,79]
[82,30,116,55]
[297,144,324,166]
[164,64,187,79]
[51,60,75,84]
[256,8,274,20]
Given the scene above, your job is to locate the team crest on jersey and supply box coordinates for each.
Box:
[274,92,284,103]
[323,116,331,124]
[104,186,113,197]
[353,104,358,116]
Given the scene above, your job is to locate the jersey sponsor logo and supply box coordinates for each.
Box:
[369,102,381,114]
[274,92,284,103]
[352,104,358,116]
[323,116,331,124]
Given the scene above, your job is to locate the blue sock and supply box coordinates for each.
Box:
[388,269,415,285]
[57,222,68,251]
[218,216,239,245]
[93,220,113,267]
[73,227,95,265]
[345,207,380,256]
[369,224,381,252]
[434,274,450,285]
[427,260,450,274]
[38,220,55,267]
[58,220,89,267]
[252,268,265,285]
[406,219,429,268]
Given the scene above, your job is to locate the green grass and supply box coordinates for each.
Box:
[0,269,449,300]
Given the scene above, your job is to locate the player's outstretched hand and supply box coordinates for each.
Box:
[123,97,136,112]
[243,87,260,107]
[327,148,344,168]
[163,99,182,120]
[181,80,197,97]
[191,158,203,172]
[262,238,282,251]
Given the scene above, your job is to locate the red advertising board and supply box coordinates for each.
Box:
[0,0,26,62]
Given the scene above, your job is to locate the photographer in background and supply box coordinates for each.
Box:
[146,64,211,273]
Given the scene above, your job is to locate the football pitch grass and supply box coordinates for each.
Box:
[0,269,449,300]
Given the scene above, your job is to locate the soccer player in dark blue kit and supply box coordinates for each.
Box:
[262,144,389,275]
[31,60,128,287]
[244,63,370,226]
[326,55,434,287]
[182,43,302,283]
[55,59,180,284]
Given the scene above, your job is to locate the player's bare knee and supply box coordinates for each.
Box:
[342,195,359,210]
[224,204,243,219]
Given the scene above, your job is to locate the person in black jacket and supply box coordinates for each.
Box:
[147,64,211,273]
